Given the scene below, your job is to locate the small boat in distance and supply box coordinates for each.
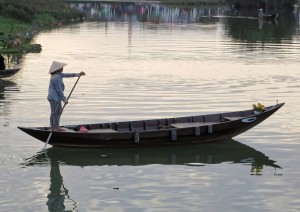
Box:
[18,102,284,148]
[258,8,278,20]
[0,68,21,78]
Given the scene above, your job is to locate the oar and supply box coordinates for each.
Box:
[43,76,81,150]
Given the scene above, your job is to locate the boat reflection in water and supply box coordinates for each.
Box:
[23,139,281,211]
[0,79,17,100]
[0,79,19,122]
[24,138,280,168]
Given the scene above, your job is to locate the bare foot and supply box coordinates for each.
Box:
[52,127,65,131]
[52,128,59,131]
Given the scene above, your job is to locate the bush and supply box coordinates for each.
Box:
[0,0,85,53]
[3,4,34,22]
[0,0,84,23]
[1,0,36,22]
[41,9,85,21]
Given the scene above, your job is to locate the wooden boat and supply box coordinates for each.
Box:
[18,102,284,148]
[258,9,278,20]
[22,139,281,169]
[0,68,21,78]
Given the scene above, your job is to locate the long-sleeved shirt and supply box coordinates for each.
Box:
[47,72,78,102]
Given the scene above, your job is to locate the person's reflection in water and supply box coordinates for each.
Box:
[258,19,264,29]
[0,54,5,70]
[47,156,78,212]
[46,158,66,212]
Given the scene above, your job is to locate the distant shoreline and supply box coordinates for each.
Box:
[64,0,297,10]
[64,0,221,4]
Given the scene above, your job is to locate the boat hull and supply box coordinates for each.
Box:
[0,68,21,78]
[18,103,284,148]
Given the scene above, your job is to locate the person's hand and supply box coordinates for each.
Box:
[79,71,85,76]
[63,99,68,105]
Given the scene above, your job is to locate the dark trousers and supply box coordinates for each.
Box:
[49,100,62,128]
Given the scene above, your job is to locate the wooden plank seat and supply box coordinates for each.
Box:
[170,122,216,129]
[87,128,117,133]
[223,117,243,121]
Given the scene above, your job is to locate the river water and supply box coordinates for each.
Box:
[0,3,300,211]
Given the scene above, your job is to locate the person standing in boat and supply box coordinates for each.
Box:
[0,54,5,70]
[47,61,85,131]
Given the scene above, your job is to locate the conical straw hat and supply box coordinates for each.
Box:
[49,61,67,74]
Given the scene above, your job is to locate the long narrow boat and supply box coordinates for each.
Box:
[258,9,278,20]
[261,13,278,20]
[0,68,21,78]
[18,102,284,148]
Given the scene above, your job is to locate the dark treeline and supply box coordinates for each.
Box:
[226,0,297,10]
[161,0,297,10]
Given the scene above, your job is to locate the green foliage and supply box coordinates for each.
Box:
[225,0,297,9]
[0,0,85,23]
[161,0,222,5]
[40,9,86,21]
[0,0,85,53]
[0,16,28,49]
[33,13,55,26]
[0,0,35,22]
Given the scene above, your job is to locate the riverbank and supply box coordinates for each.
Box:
[1,0,298,54]
[161,0,296,9]
[65,0,223,5]
[65,0,297,8]
[0,0,85,54]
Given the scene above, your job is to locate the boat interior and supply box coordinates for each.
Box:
[57,106,271,133]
